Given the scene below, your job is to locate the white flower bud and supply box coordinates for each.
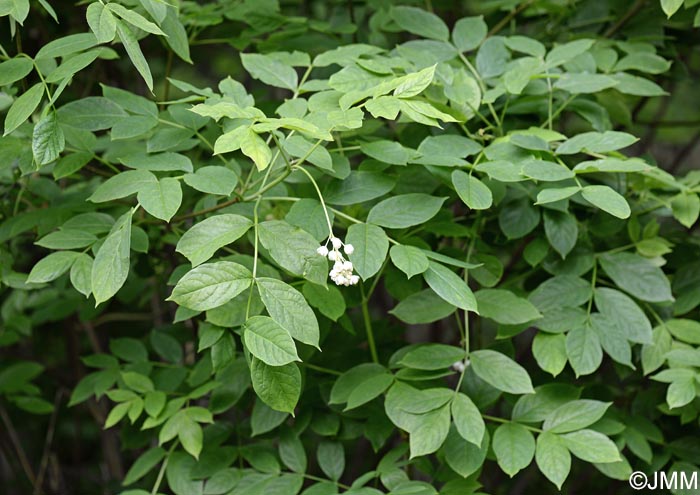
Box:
[328,251,338,261]
[344,243,354,255]
[317,245,329,256]
[335,275,347,285]
[331,237,342,249]
[343,261,353,271]
[350,275,360,285]
[452,360,466,373]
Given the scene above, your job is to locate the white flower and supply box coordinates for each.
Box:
[342,261,353,271]
[350,275,359,285]
[322,235,360,286]
[344,243,354,255]
[328,250,338,261]
[331,237,342,249]
[452,360,466,373]
[317,245,329,256]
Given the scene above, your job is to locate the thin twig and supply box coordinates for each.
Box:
[34,389,64,495]
[0,403,37,488]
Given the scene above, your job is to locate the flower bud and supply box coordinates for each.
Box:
[344,243,354,255]
[328,251,338,261]
[331,237,342,249]
[317,245,329,256]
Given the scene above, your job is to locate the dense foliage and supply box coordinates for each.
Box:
[2,1,700,494]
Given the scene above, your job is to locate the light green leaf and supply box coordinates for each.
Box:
[522,159,574,181]
[423,261,477,312]
[493,423,535,477]
[532,333,567,377]
[360,140,413,165]
[390,244,429,279]
[70,253,93,297]
[581,185,630,219]
[176,214,252,267]
[399,344,465,371]
[137,177,182,222]
[243,315,300,366]
[250,358,301,414]
[116,20,153,91]
[241,53,298,91]
[120,152,193,172]
[390,289,455,324]
[565,325,603,377]
[543,210,578,259]
[469,350,534,395]
[393,65,436,98]
[27,251,80,283]
[4,83,44,136]
[452,16,487,52]
[107,3,165,35]
[554,73,618,94]
[543,400,611,434]
[123,447,166,486]
[57,96,127,130]
[409,405,451,458]
[0,57,33,86]
[667,378,696,409]
[345,223,389,280]
[599,252,673,303]
[241,128,271,171]
[671,193,700,228]
[451,393,484,446]
[183,166,238,196]
[92,210,133,305]
[390,6,449,41]
[345,373,393,411]
[535,432,571,489]
[444,428,489,478]
[32,112,65,165]
[89,170,157,202]
[661,0,684,17]
[560,430,621,463]
[452,170,492,210]
[474,289,541,325]
[168,261,252,311]
[535,186,580,205]
[86,2,116,43]
[257,277,319,348]
[545,39,594,68]
[594,287,652,343]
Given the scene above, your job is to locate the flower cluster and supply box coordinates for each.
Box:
[317,236,359,286]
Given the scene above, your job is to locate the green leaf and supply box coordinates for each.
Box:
[470,350,534,395]
[423,261,477,312]
[70,253,93,297]
[27,251,80,283]
[89,170,157,202]
[122,371,154,393]
[543,210,578,259]
[451,393,484,446]
[565,325,603,377]
[241,53,298,91]
[302,282,345,321]
[557,131,637,155]
[599,252,673,303]
[390,6,449,41]
[594,287,652,343]
[661,0,684,17]
[32,112,64,165]
[345,373,393,411]
[393,65,436,98]
[452,16,487,52]
[124,447,166,485]
[443,428,489,478]
[107,3,165,35]
[474,289,541,325]
[258,221,327,286]
[399,344,465,371]
[86,2,117,43]
[671,193,700,228]
[57,96,127,130]
[243,315,300,366]
[279,429,307,474]
[666,319,700,345]
[452,170,492,210]
[250,358,301,414]
[345,223,389,281]
[241,128,272,171]
[120,152,193,172]
[116,20,153,91]
[493,423,535,477]
[183,166,238,196]
[257,277,319,348]
[178,413,204,459]
[532,333,567,377]
[667,378,696,409]
[330,363,387,405]
[360,140,413,165]
[535,432,571,489]
[168,261,252,311]
[137,177,182,222]
[4,83,44,136]
[409,405,451,458]
[560,430,620,463]
[161,6,191,63]
[554,73,618,94]
[390,289,456,324]
[390,244,429,279]
[545,39,594,68]
[0,57,33,86]
[581,185,630,219]
[176,214,252,267]
[317,441,345,481]
[104,401,131,428]
[92,210,133,305]
[543,400,611,434]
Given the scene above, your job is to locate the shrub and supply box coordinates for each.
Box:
[1,1,699,494]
